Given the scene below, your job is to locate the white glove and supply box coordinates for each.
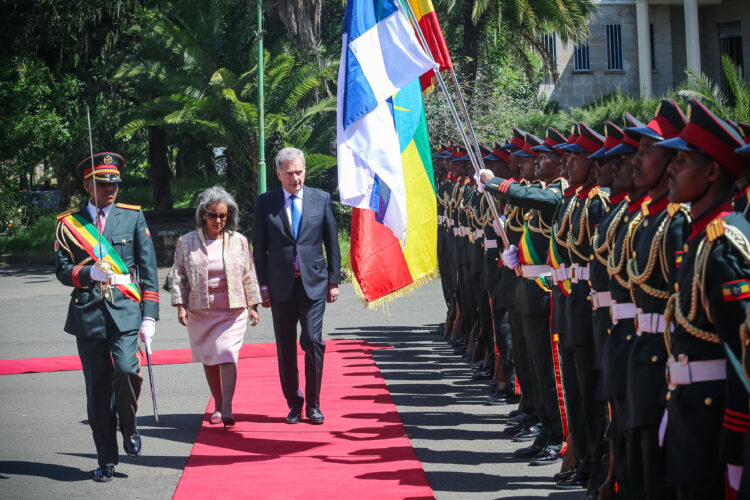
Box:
[90,266,113,282]
[728,464,743,491]
[140,317,156,354]
[502,245,519,270]
[474,172,485,193]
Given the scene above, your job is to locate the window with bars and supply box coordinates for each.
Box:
[650,24,656,71]
[606,24,623,71]
[574,38,591,72]
[542,33,557,67]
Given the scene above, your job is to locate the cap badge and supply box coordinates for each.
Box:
[103,155,113,165]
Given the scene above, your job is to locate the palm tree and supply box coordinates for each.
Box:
[677,55,750,123]
[438,0,595,93]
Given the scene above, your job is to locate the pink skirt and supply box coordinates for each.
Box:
[186,290,248,365]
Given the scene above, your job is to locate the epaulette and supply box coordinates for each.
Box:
[588,187,600,199]
[706,217,725,242]
[116,203,141,211]
[57,208,76,220]
[667,203,685,218]
[463,178,471,186]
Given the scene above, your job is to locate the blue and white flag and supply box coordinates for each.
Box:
[337,0,435,243]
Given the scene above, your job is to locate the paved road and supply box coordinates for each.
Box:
[0,265,579,499]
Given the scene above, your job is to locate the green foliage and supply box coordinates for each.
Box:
[0,214,57,257]
[678,55,750,123]
[118,176,230,210]
[516,91,663,138]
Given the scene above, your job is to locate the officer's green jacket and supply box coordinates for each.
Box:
[55,203,160,338]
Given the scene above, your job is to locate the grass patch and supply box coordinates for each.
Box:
[0,214,57,260]
[338,229,352,283]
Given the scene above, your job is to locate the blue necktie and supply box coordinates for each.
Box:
[290,193,301,238]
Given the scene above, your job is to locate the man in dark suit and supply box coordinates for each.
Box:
[55,152,160,482]
[253,147,341,425]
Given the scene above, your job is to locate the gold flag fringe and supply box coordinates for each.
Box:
[352,269,439,310]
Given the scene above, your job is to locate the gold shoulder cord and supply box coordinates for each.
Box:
[507,205,525,232]
[627,214,669,300]
[593,202,628,266]
[607,212,640,289]
[567,198,592,261]
[554,197,576,249]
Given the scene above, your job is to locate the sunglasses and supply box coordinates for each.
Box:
[205,211,228,220]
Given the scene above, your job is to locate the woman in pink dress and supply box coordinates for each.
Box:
[170,187,261,429]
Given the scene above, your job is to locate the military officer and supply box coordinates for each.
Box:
[623,98,688,500]
[657,98,750,498]
[55,152,160,482]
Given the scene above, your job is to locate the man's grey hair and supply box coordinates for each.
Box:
[275,147,305,170]
[194,186,239,232]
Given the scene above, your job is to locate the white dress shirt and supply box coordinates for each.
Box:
[87,202,113,229]
[283,187,303,229]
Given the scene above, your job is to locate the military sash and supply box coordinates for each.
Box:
[519,222,550,292]
[59,213,141,302]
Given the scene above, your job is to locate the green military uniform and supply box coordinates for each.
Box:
[55,153,160,473]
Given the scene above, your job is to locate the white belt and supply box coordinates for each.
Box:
[550,265,570,285]
[636,311,673,335]
[474,229,483,238]
[109,273,132,285]
[521,265,551,279]
[484,238,497,249]
[461,227,470,237]
[570,263,590,283]
[452,228,459,236]
[610,302,636,323]
[667,356,726,386]
[438,215,445,224]
[449,219,455,226]
[590,290,611,309]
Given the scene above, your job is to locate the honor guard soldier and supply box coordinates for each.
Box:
[623,98,688,500]
[55,152,160,482]
[734,123,750,220]
[435,142,456,330]
[558,122,611,497]
[479,129,569,466]
[657,98,750,498]
[589,115,645,497]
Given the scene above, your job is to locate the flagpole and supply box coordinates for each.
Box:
[401,1,509,249]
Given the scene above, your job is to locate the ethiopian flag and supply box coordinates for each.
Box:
[407,0,453,94]
[349,78,438,305]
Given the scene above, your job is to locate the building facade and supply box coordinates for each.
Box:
[540,0,750,109]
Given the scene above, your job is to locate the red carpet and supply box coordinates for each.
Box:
[0,340,387,376]
[173,340,435,500]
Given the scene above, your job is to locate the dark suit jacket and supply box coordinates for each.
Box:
[55,203,160,338]
[253,186,341,302]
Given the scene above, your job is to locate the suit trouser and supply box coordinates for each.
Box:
[523,311,563,450]
[560,342,586,468]
[76,314,142,467]
[509,308,536,419]
[492,304,515,390]
[627,424,672,500]
[271,278,326,410]
[476,288,494,362]
[458,263,477,339]
[610,397,633,500]
[572,342,609,493]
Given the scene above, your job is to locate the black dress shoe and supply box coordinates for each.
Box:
[503,423,525,435]
[529,447,562,466]
[305,407,325,425]
[507,412,526,425]
[93,465,114,482]
[513,443,543,457]
[555,471,587,489]
[512,426,541,442]
[508,408,521,418]
[471,368,494,380]
[553,467,577,481]
[286,408,302,424]
[122,432,141,457]
[485,392,509,405]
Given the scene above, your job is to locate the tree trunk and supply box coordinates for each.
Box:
[175,149,185,179]
[461,3,482,103]
[148,126,173,210]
